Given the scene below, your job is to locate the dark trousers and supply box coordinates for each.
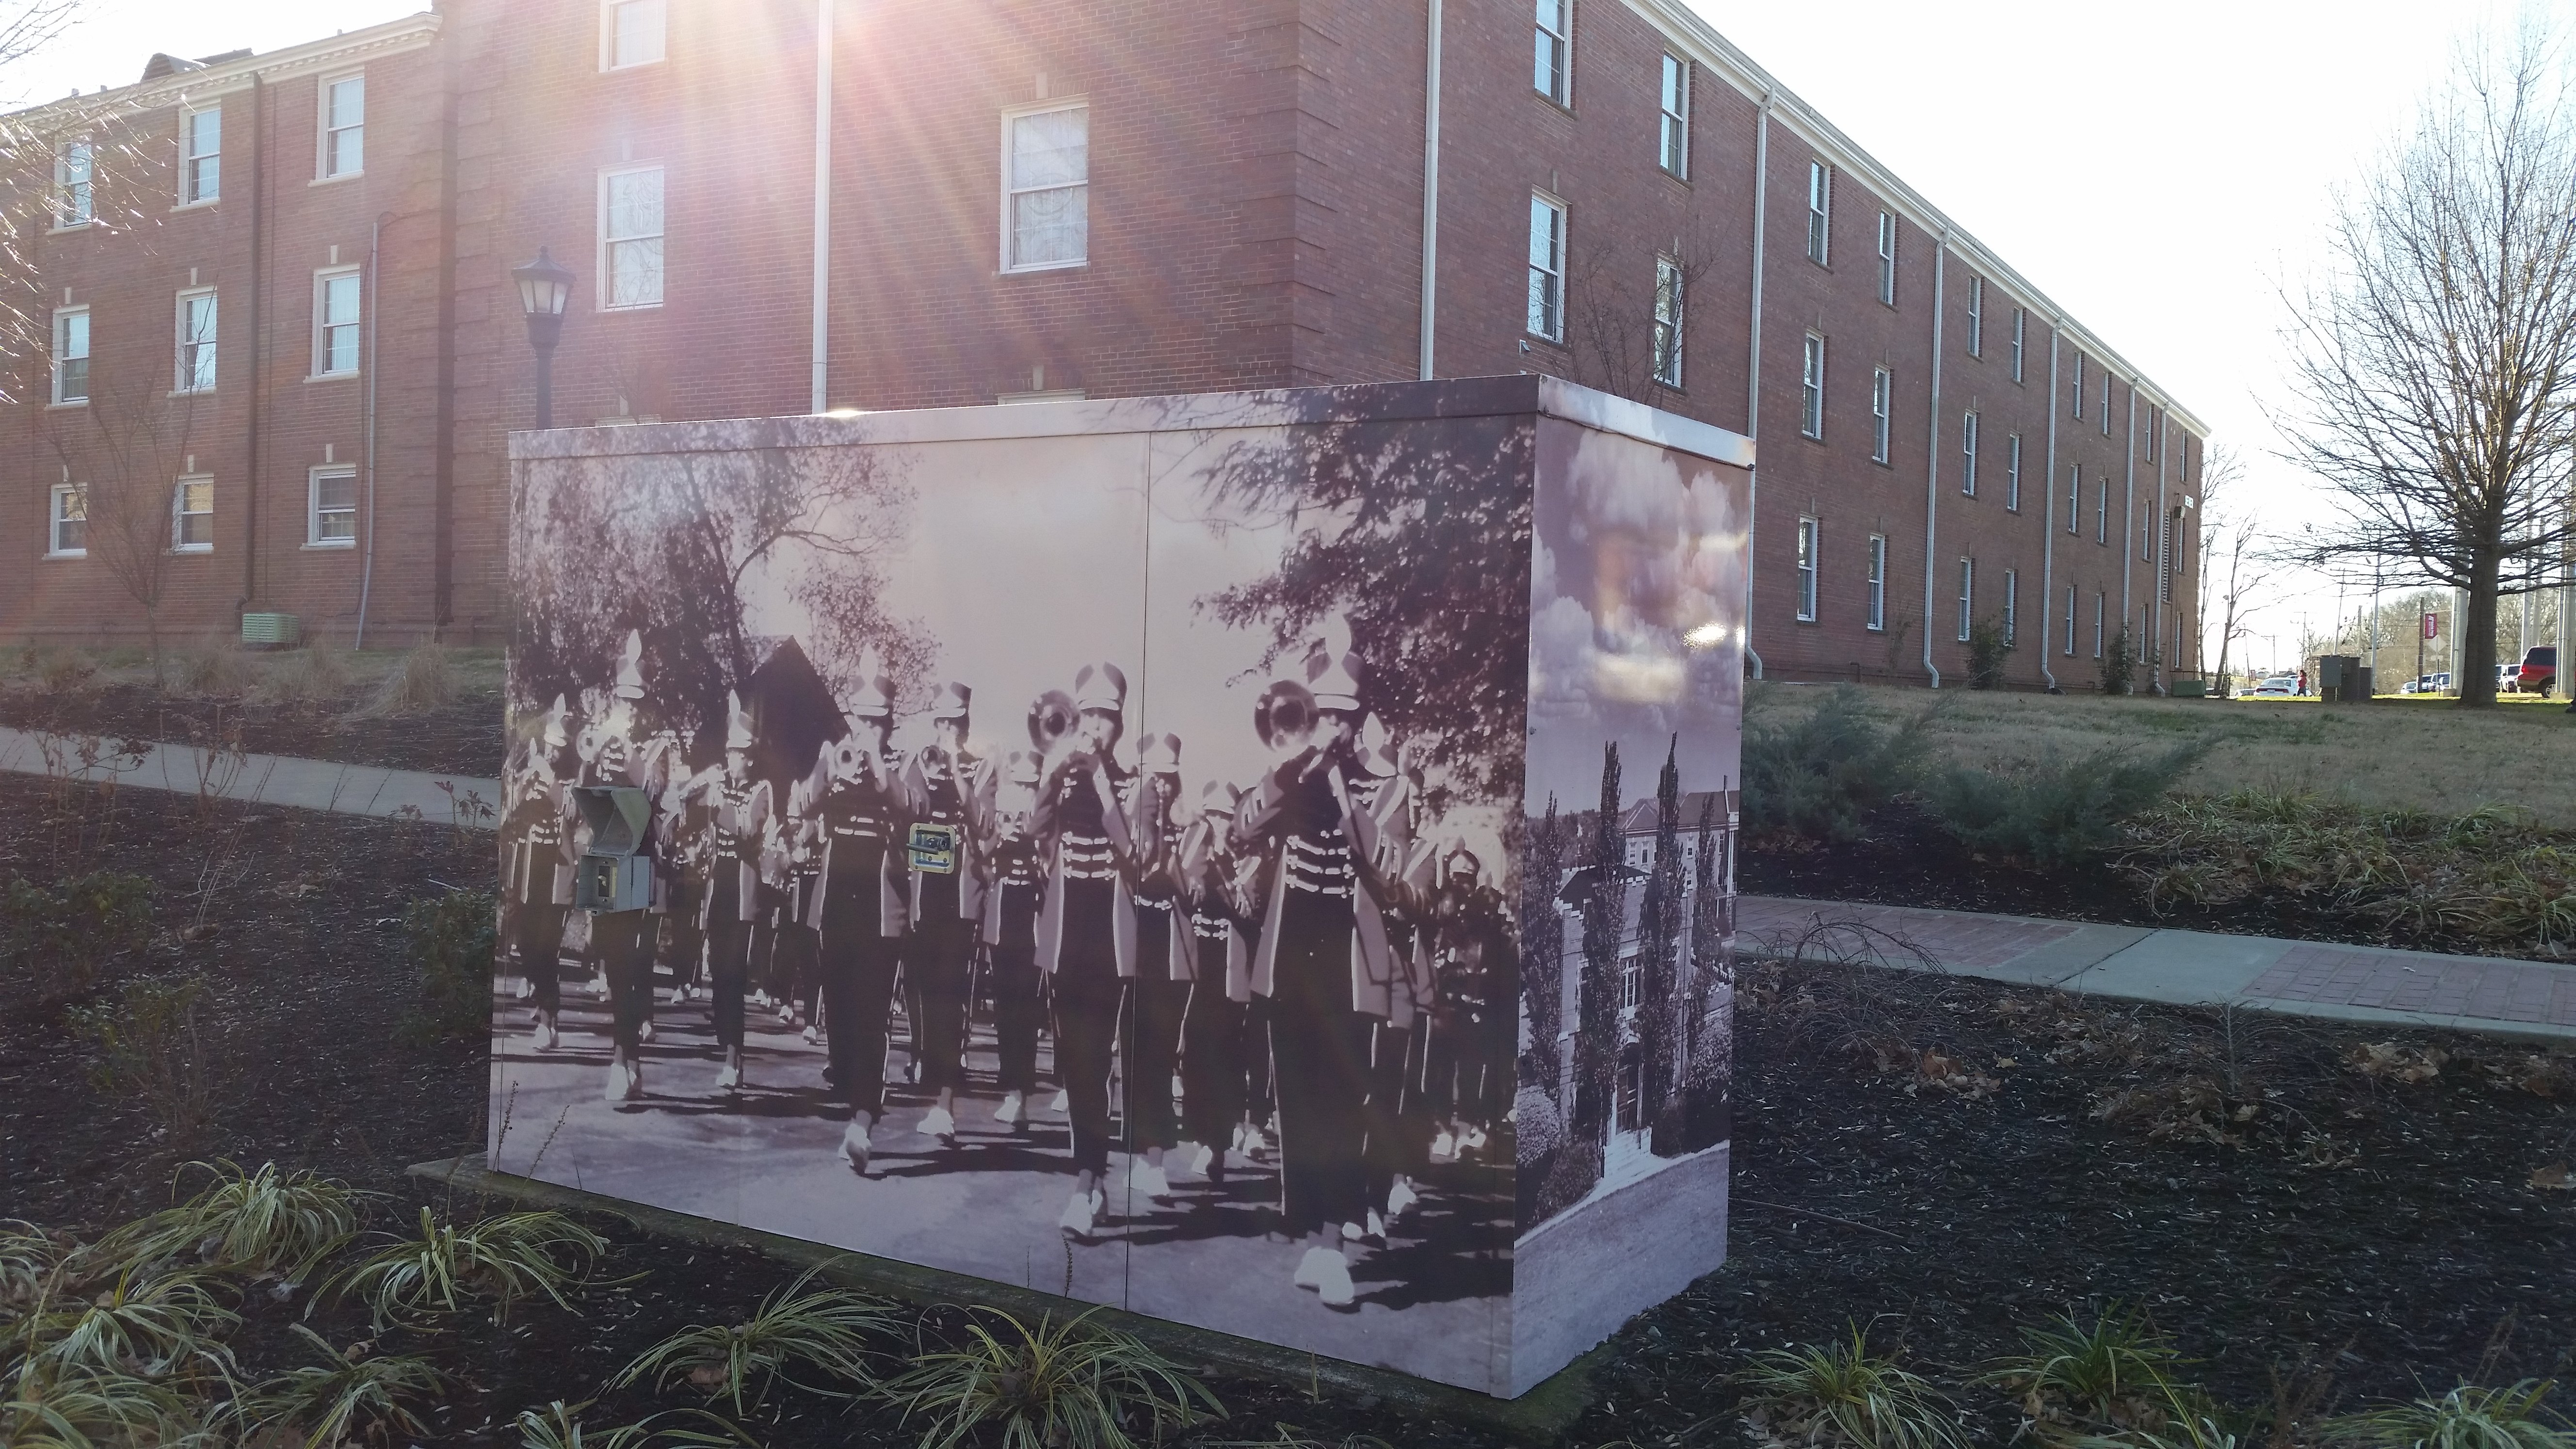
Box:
[595,912,653,1052]
[1244,995,1276,1125]
[1363,1022,1420,1208]
[516,903,566,1015]
[990,941,1044,1094]
[1268,896,1373,1237]
[908,917,974,1092]
[708,917,749,1052]
[1053,879,1123,1177]
[1179,979,1245,1150]
[749,891,784,999]
[820,929,901,1116]
[774,923,821,1020]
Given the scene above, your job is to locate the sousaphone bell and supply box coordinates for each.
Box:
[1255,678,1321,754]
[1028,689,1079,753]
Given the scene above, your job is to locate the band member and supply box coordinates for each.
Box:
[774,775,826,1043]
[682,692,772,1092]
[1176,779,1257,1184]
[981,750,1049,1131]
[1123,734,1191,1202]
[810,653,911,1172]
[1236,618,1398,1310]
[1033,663,1138,1242]
[503,696,578,1050]
[592,635,660,1104]
[901,683,991,1151]
[1352,716,1438,1237]
[1425,845,1515,1159]
[653,725,711,1009]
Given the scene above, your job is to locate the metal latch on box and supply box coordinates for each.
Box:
[908,823,959,876]
[573,785,656,912]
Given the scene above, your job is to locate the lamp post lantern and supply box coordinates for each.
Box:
[512,247,576,429]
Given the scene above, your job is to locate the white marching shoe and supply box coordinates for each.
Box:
[1342,1220,1368,1245]
[1240,1124,1271,1162]
[1059,1188,1097,1242]
[920,1106,957,1148]
[589,972,610,1000]
[715,1051,744,1091]
[1430,1129,1456,1163]
[1130,1158,1172,1203]
[1188,1143,1215,1178]
[840,1112,875,1174]
[994,1091,1027,1128]
[777,1003,796,1025]
[1048,1089,1070,1115]
[1365,1209,1388,1243]
[1294,1247,1356,1308]
[803,1024,821,1045]
[603,1061,631,1104]
[639,1020,657,1045]
[533,1019,560,1051]
[513,977,533,1000]
[1459,1125,1489,1155]
[1293,1246,1332,1289]
[1386,1177,1419,1222]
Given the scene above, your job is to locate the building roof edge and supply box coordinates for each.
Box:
[1,11,440,126]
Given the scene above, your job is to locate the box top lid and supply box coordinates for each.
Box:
[573,786,653,856]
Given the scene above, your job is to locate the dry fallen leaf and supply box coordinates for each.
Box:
[2530,1163,2571,1191]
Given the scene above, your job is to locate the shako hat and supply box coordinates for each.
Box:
[538,693,571,751]
[930,681,973,720]
[725,691,754,751]
[1138,733,1182,776]
[1004,749,1043,786]
[1443,839,1481,881]
[1304,615,1363,713]
[1199,778,1242,821]
[614,630,647,700]
[849,646,896,721]
[1358,714,1401,777]
[1074,662,1128,715]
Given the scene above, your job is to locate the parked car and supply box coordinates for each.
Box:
[2400,672,2453,695]
[2248,676,2297,698]
[2518,645,2557,696]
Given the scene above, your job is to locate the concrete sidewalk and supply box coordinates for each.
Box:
[0,724,503,829]
[1739,895,2576,1045]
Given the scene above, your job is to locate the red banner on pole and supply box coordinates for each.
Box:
[2423,611,2439,640]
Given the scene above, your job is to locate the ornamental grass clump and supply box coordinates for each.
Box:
[610,1263,895,1414]
[2322,1382,2576,1449]
[240,1323,444,1449]
[331,1207,606,1329]
[97,1160,365,1285]
[884,1308,1220,1449]
[514,1398,759,1449]
[1741,687,1932,843]
[1979,1305,2231,1449]
[1733,1325,1972,1449]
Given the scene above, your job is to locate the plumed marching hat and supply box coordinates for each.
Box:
[1137,733,1182,776]
[849,646,896,721]
[930,681,973,721]
[725,691,754,751]
[1199,778,1243,821]
[614,630,647,700]
[1004,749,1043,786]
[1358,714,1401,778]
[1442,838,1481,881]
[539,694,571,751]
[1303,615,1364,713]
[1074,661,1128,715]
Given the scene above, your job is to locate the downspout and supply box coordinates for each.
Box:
[2121,379,2138,678]
[1920,233,1947,688]
[354,214,384,650]
[433,28,459,633]
[2153,406,2170,692]
[809,0,834,412]
[2039,323,2061,691]
[240,73,266,621]
[1742,96,1771,679]
[1417,0,1441,381]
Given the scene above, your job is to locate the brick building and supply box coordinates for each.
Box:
[0,0,2206,690]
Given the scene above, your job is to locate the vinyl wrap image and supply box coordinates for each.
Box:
[493,376,1748,1397]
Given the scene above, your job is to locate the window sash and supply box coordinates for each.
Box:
[310,471,358,545]
[2065,465,2079,534]
[2102,371,2113,434]
[2003,570,2018,645]
[2066,586,2077,655]
[1876,212,1896,305]
[1957,558,1974,642]
[2006,435,2022,511]
[318,273,362,375]
[1965,276,1982,355]
[1801,336,1824,438]
[1658,53,1688,174]
[2093,595,2105,658]
[173,479,213,551]
[1794,519,1819,621]
[1806,162,1829,264]
[1651,255,1683,386]
[1526,194,1565,340]
[178,290,217,393]
[1961,411,1978,495]
[1870,368,1891,463]
[56,142,92,225]
[1867,535,1886,631]
[1534,0,1570,102]
[183,108,221,202]
[324,76,365,177]
[53,309,89,403]
[1006,106,1089,271]
[2097,482,2109,543]
[2011,309,2026,381]
[609,0,667,68]
[51,485,86,555]
[2073,354,2085,419]
[604,166,667,308]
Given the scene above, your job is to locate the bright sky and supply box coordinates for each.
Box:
[5,0,2529,672]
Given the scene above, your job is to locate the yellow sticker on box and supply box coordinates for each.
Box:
[909,823,959,875]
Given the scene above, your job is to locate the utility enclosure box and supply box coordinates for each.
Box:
[571,786,654,913]
[495,376,1748,1399]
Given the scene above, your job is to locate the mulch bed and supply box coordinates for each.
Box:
[0,678,505,778]
[1,778,2571,1445]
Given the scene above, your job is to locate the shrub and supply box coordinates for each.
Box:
[397,888,498,1046]
[1980,1305,2197,1443]
[883,1308,1221,1449]
[260,647,351,707]
[1920,743,2203,869]
[175,635,254,697]
[331,1207,606,1329]
[1742,687,1931,842]
[1964,615,2011,691]
[0,1363,193,1449]
[2322,1382,2574,1449]
[96,1161,364,1283]
[20,1263,240,1380]
[610,1263,894,1413]
[1733,1325,1971,1449]
[2101,627,2137,695]
[66,976,212,1147]
[359,643,458,717]
[242,1324,444,1449]
[0,871,155,1004]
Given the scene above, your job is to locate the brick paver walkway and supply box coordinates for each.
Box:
[2245,943,2576,1028]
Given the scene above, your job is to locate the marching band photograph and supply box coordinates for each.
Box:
[496,412,1530,1385]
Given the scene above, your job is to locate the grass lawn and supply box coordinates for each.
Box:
[1753,680,2576,817]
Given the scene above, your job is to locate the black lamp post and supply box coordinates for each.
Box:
[512,246,575,429]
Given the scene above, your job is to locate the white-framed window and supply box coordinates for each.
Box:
[172,477,213,553]
[1651,253,1683,388]
[1806,161,1830,265]
[1960,410,1979,496]
[2065,464,2079,534]
[2093,593,2105,659]
[2160,512,2174,601]
[600,164,666,309]
[2003,568,2018,646]
[52,306,89,404]
[1800,334,1825,438]
[1794,517,1819,622]
[1965,275,1983,356]
[1870,367,1891,464]
[48,483,86,557]
[181,106,220,204]
[319,73,364,179]
[175,287,217,393]
[2006,433,2023,512]
[2011,307,2027,382]
[2102,370,2113,435]
[2072,353,2085,419]
[1002,101,1089,273]
[1875,211,1897,306]
[601,0,667,70]
[308,467,357,547]
[1527,192,1566,341]
[54,140,92,227]
[2096,479,2109,544]
[1866,534,1886,632]
[1956,557,1974,642]
[2065,585,2077,655]
[313,268,361,377]
[1534,0,1571,106]
[1658,51,1688,177]
[2141,501,2152,562]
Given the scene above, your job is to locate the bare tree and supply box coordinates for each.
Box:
[2274,24,2576,707]
[0,1,79,90]
[43,362,211,683]
[2194,447,2262,693]
[1563,217,1716,405]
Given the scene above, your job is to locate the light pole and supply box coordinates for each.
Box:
[512,247,575,429]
